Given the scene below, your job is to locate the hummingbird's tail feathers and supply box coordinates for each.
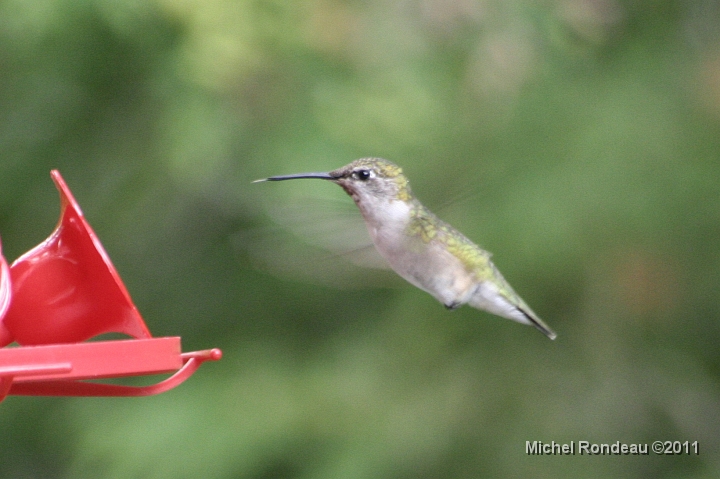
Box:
[517,307,557,340]
[467,282,556,339]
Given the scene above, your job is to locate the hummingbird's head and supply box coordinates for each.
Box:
[328,158,412,205]
[256,158,413,206]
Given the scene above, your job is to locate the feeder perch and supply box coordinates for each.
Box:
[0,171,221,403]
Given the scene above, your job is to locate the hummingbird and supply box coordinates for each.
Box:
[255,158,556,339]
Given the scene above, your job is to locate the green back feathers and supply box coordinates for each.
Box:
[407,204,494,278]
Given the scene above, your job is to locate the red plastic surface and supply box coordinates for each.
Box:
[6,348,221,398]
[1,171,151,346]
[0,171,221,402]
[2,337,182,382]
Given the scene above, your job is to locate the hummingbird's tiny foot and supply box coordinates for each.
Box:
[444,301,461,311]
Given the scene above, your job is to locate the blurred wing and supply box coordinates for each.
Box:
[236,197,400,289]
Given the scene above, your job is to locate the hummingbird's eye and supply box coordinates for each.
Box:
[355,169,371,181]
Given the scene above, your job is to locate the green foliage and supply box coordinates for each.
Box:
[1,0,719,477]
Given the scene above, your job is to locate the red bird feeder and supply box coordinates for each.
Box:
[0,171,221,402]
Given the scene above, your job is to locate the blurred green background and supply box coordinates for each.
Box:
[1,0,719,477]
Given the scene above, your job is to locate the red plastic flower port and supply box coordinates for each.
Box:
[2,171,151,345]
[0,171,220,402]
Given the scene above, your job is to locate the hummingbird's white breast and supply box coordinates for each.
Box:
[353,196,411,245]
[354,196,476,307]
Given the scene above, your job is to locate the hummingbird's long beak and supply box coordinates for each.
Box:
[253,172,334,183]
